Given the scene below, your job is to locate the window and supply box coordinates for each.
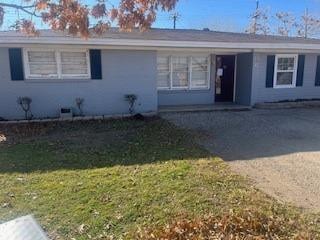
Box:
[157,56,170,89]
[60,52,90,77]
[172,56,189,88]
[274,54,298,88]
[24,49,91,80]
[157,54,210,90]
[27,50,58,78]
[191,57,209,89]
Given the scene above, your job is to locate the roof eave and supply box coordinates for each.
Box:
[0,37,320,51]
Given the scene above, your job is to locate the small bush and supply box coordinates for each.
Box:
[75,98,85,116]
[124,94,138,114]
[17,97,32,120]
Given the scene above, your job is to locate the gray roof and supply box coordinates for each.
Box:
[1,28,320,45]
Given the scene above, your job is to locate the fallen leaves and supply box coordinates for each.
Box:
[0,134,6,143]
[78,223,89,235]
[1,202,11,208]
[135,209,316,240]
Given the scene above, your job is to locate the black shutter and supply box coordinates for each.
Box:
[315,56,320,86]
[89,49,102,80]
[296,55,305,87]
[9,48,24,81]
[266,55,275,88]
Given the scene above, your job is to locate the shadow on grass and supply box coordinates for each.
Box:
[162,108,320,162]
[0,117,212,173]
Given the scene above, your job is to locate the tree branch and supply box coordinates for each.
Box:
[0,2,41,17]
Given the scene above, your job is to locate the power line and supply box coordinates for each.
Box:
[252,0,259,34]
[170,12,180,29]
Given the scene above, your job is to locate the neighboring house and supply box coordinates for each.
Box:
[0,28,320,119]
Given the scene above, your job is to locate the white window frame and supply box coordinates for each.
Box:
[157,53,210,91]
[190,56,211,90]
[171,55,190,90]
[23,48,58,79]
[273,54,298,89]
[23,48,91,80]
[156,55,172,90]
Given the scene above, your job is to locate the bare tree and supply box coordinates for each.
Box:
[246,0,270,35]
[297,8,320,38]
[275,12,297,37]
[0,0,178,38]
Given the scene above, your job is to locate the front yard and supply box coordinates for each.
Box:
[0,117,319,239]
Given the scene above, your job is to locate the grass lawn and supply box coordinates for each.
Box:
[0,117,319,239]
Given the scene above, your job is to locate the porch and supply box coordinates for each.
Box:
[158,103,251,113]
[157,53,254,109]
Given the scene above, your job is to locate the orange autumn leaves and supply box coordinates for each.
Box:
[0,0,178,38]
[42,0,90,37]
[117,0,176,31]
[135,210,316,240]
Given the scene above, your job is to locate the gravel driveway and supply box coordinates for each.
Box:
[162,108,320,211]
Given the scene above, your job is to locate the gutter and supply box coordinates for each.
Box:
[1,37,320,51]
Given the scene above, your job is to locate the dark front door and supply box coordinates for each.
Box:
[215,55,235,102]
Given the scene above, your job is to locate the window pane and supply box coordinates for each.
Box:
[157,57,170,72]
[29,64,57,75]
[191,56,208,88]
[28,51,57,76]
[277,57,295,71]
[172,56,188,72]
[192,57,208,71]
[157,56,170,88]
[172,56,188,88]
[28,51,56,63]
[191,71,208,88]
[277,72,293,85]
[172,72,188,87]
[61,52,88,75]
[157,73,170,88]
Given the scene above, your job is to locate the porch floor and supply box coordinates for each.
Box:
[158,103,251,113]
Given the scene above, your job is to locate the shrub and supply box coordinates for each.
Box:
[124,94,138,115]
[75,98,85,116]
[17,97,33,120]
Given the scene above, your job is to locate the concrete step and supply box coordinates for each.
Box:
[158,104,251,113]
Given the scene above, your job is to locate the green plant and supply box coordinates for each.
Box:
[17,96,32,120]
[75,98,85,116]
[124,94,138,114]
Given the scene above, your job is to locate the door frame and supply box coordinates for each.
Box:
[233,55,237,102]
[215,54,237,102]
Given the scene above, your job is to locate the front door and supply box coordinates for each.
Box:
[215,55,235,102]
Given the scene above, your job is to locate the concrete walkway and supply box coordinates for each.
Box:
[162,108,320,211]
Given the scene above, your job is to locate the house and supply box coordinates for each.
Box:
[0,28,320,120]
